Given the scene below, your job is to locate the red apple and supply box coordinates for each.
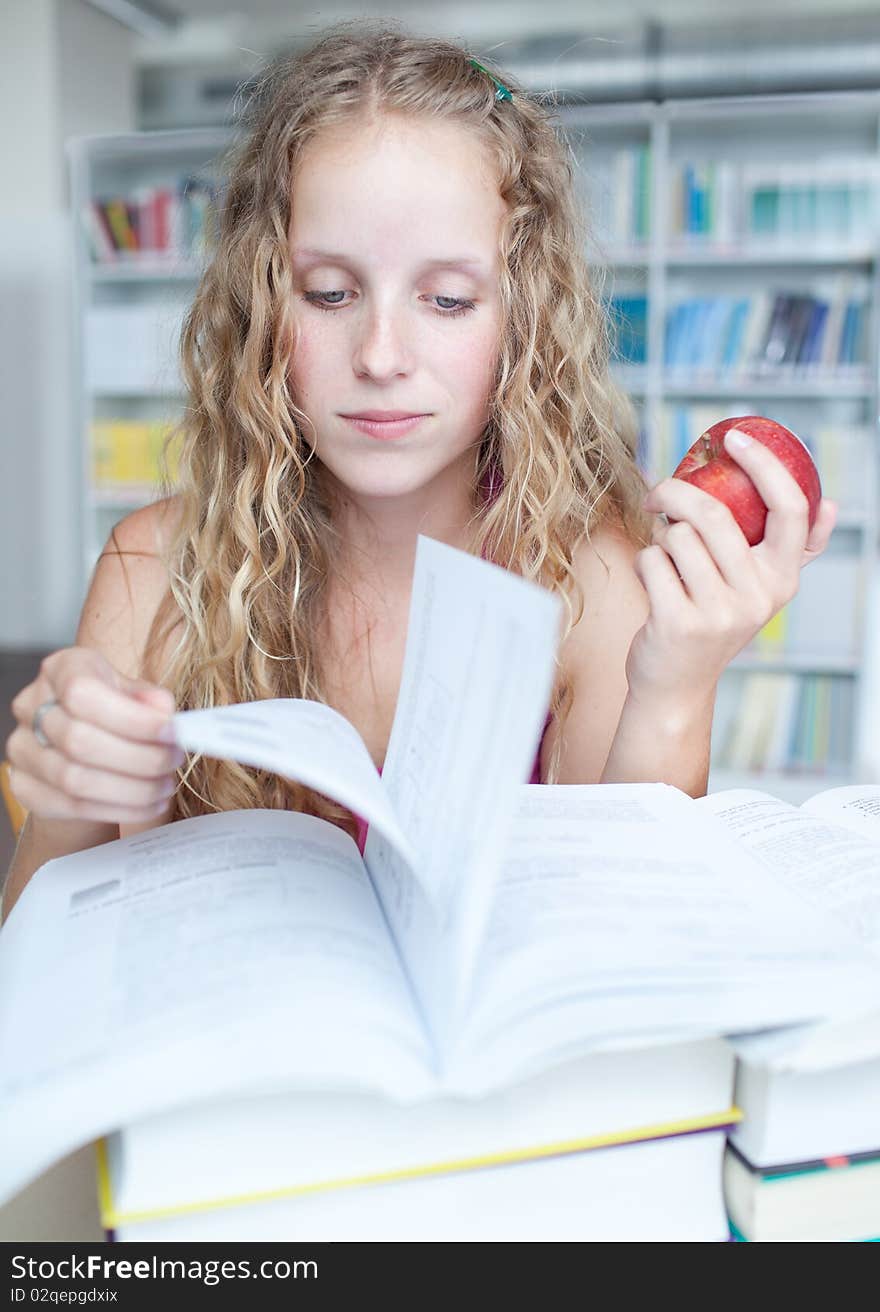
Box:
[671,415,822,546]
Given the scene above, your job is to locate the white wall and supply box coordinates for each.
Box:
[0,0,134,649]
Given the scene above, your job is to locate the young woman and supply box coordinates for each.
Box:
[3,24,836,922]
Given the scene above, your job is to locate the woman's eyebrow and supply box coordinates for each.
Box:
[290,248,487,274]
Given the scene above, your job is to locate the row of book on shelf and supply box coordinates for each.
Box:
[2,532,880,1240]
[79,152,880,265]
[606,279,870,373]
[591,145,879,247]
[671,157,880,245]
[713,673,855,774]
[81,176,219,264]
[665,284,869,374]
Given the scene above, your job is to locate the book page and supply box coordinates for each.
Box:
[696,788,880,951]
[0,810,435,1210]
[171,699,418,872]
[697,785,880,1071]
[802,784,880,842]
[448,784,880,1095]
[363,536,563,1051]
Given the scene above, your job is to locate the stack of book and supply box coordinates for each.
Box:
[696,786,880,1238]
[724,1033,880,1242]
[97,1040,738,1242]
[2,537,880,1241]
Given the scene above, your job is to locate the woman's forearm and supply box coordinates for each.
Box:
[599,684,717,798]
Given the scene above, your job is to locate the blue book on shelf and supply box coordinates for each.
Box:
[722,299,751,371]
[838,302,857,365]
[677,302,696,368]
[702,297,734,372]
[689,299,714,367]
[685,164,696,234]
[677,301,696,366]
[801,301,828,366]
[665,304,685,368]
[675,408,692,465]
[608,295,648,365]
[843,301,866,365]
[786,677,805,770]
[853,301,869,363]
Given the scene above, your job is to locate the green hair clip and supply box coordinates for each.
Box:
[468,58,513,103]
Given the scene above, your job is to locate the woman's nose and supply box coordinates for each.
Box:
[352,301,414,380]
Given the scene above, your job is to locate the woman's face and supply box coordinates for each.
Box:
[286,115,507,503]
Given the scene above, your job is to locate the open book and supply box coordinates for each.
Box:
[696,784,880,1071]
[1,535,880,1211]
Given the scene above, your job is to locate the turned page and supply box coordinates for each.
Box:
[172,696,418,869]
[0,809,437,1209]
[362,535,562,1051]
[696,787,880,952]
[447,783,880,1096]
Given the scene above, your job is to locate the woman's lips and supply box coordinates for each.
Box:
[342,415,428,439]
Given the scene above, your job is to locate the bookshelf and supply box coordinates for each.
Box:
[67,90,880,803]
[67,127,228,570]
[561,90,880,802]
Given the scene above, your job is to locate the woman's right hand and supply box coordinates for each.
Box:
[6,647,184,826]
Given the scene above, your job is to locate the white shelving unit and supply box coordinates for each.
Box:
[68,91,880,802]
[67,127,229,572]
[560,90,880,801]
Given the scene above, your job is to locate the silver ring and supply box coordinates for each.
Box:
[32,698,58,748]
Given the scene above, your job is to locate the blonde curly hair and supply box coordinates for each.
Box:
[143,19,653,841]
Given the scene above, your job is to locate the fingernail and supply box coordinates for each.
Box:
[158,722,177,744]
[726,429,753,450]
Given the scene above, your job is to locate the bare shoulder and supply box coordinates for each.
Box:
[549,516,650,784]
[563,516,649,664]
[75,496,182,682]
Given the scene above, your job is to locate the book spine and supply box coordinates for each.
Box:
[740,292,773,372]
[103,198,138,252]
[764,674,799,772]
[802,301,828,370]
[758,293,792,371]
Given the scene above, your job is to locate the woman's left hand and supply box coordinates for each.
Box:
[626,427,838,709]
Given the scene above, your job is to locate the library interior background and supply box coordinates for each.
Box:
[3,0,880,858]
[4,0,880,1248]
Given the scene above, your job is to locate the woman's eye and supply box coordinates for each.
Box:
[302,291,475,318]
[303,290,347,308]
[432,296,475,318]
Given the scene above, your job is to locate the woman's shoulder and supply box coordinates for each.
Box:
[108,494,182,555]
[75,495,182,681]
[560,512,649,673]
[568,512,645,598]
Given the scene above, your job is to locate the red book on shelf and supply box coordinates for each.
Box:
[154,187,172,253]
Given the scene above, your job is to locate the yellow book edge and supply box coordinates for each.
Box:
[96,1104,742,1229]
